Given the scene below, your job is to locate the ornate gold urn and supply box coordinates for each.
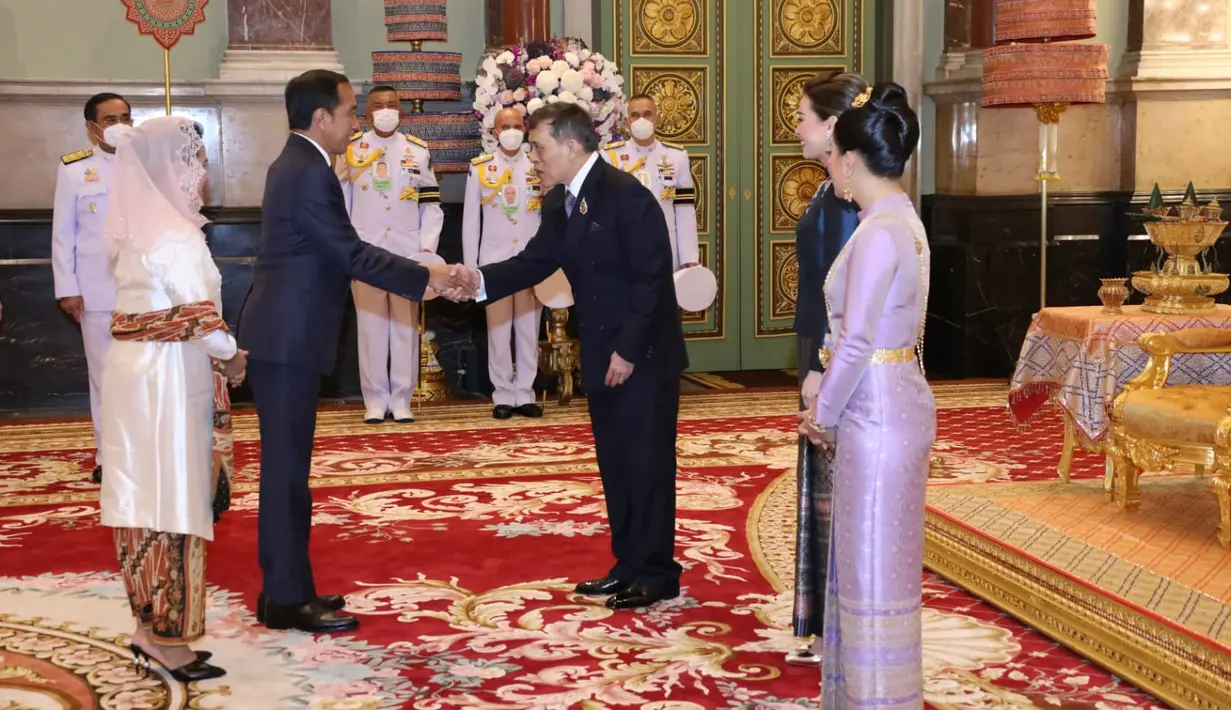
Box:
[1131,185,1228,315]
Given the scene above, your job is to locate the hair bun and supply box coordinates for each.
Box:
[830,81,920,180]
[870,82,909,108]
[867,82,918,160]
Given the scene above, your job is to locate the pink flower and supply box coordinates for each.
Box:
[294,642,369,665]
[512,87,527,102]
[447,663,508,679]
[514,103,528,115]
[585,70,604,89]
[582,61,595,73]
[499,90,514,105]
[315,680,384,700]
[527,62,541,76]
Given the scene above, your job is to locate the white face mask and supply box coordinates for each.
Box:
[630,117,655,141]
[102,123,134,149]
[372,108,400,133]
[498,128,525,151]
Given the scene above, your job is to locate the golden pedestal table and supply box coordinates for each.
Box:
[1008,305,1231,482]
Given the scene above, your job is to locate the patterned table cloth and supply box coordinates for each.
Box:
[1008,305,1231,442]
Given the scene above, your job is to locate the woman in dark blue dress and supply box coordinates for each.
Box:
[787,70,866,667]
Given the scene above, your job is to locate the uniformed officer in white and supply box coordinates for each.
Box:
[52,93,133,483]
[462,107,545,419]
[600,94,699,272]
[340,85,443,423]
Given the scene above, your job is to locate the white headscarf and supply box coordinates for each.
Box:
[104,115,208,255]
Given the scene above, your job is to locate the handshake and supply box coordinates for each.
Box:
[425,262,483,303]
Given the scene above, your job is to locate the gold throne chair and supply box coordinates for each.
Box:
[1108,328,1231,548]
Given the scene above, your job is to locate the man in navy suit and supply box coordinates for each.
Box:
[451,103,688,609]
[238,69,458,633]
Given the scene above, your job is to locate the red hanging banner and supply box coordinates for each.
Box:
[121,0,211,50]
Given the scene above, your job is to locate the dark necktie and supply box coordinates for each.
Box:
[565,190,576,217]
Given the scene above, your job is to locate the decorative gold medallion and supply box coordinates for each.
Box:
[579,197,588,215]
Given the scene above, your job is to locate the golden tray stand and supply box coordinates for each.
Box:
[1131,196,1228,314]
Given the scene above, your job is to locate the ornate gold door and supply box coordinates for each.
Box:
[603,0,875,371]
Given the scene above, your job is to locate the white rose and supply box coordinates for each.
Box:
[558,90,577,104]
[547,95,559,103]
[536,71,559,93]
[600,66,614,79]
[579,49,591,61]
[482,57,498,73]
[496,50,514,65]
[560,69,584,94]
[551,59,570,76]
[579,87,594,102]
[490,67,503,80]
[527,97,545,113]
[564,51,580,67]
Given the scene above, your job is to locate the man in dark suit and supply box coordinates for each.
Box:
[238,69,458,633]
[451,103,688,609]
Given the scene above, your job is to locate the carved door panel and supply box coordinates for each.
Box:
[604,0,875,371]
[742,0,871,369]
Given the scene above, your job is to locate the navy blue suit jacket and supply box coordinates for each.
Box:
[238,134,430,375]
[480,158,688,393]
[793,184,859,372]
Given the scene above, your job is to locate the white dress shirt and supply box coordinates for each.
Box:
[294,132,330,163]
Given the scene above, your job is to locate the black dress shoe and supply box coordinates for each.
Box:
[492,404,514,419]
[514,403,543,418]
[574,575,631,596]
[256,592,345,622]
[605,583,679,610]
[92,466,102,484]
[261,599,360,633]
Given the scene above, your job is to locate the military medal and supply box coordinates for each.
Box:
[88,202,97,213]
[84,168,98,183]
[579,197,588,215]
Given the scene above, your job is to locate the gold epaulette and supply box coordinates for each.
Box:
[471,153,494,165]
[61,149,93,165]
[660,140,686,151]
[350,131,365,142]
[406,134,428,148]
[603,140,626,150]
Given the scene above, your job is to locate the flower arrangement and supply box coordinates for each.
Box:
[473,37,626,154]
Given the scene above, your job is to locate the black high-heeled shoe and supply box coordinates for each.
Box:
[129,643,212,664]
[129,643,227,682]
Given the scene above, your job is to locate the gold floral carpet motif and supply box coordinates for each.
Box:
[0,386,1169,709]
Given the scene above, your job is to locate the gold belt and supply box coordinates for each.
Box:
[818,346,916,369]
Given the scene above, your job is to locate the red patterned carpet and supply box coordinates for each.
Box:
[0,388,1167,709]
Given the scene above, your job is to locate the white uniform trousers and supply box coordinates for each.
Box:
[486,288,541,407]
[352,281,420,414]
[80,310,113,465]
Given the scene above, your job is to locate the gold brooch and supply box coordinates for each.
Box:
[851,85,873,108]
[579,197,588,215]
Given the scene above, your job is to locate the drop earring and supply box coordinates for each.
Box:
[842,186,853,202]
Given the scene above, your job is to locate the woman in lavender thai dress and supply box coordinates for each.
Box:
[799,82,934,709]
